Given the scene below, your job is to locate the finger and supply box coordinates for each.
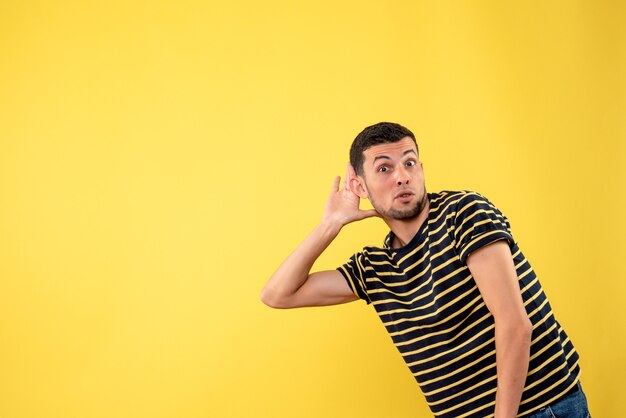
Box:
[347,163,357,177]
[341,164,350,190]
[345,162,352,181]
[345,163,358,192]
[332,176,340,192]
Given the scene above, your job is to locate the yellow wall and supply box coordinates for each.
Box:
[1,1,623,417]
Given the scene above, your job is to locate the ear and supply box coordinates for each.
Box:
[349,176,369,199]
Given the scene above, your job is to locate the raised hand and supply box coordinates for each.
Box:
[322,163,379,230]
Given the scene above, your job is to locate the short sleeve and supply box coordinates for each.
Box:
[454,191,515,264]
[337,252,372,304]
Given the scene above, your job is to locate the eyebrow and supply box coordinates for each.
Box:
[372,149,417,165]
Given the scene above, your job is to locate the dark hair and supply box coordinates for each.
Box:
[350,122,418,176]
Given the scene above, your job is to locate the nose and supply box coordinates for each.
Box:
[396,166,410,186]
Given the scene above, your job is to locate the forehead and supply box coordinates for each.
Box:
[363,137,417,162]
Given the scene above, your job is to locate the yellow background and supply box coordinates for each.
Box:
[1,1,624,417]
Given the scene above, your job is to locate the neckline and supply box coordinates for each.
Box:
[384,192,435,254]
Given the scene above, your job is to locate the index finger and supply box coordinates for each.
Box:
[346,162,359,182]
[341,163,351,190]
[347,163,357,178]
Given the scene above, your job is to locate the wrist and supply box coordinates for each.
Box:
[318,218,343,237]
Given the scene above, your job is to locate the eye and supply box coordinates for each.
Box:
[378,165,388,173]
[406,160,416,167]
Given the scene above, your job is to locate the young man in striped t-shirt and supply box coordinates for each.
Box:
[261,122,590,418]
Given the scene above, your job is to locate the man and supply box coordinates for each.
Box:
[260,122,590,417]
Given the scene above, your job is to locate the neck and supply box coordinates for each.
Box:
[386,196,430,249]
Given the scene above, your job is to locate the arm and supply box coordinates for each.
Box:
[466,239,533,418]
[260,164,378,309]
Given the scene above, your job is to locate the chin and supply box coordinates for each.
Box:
[392,210,421,220]
[383,203,421,220]
[372,192,427,220]
[389,196,426,220]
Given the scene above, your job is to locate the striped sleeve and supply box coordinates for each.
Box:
[336,252,372,304]
[454,191,515,263]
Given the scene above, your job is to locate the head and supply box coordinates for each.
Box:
[349,122,427,220]
[350,122,419,177]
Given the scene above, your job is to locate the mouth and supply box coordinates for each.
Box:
[394,190,415,201]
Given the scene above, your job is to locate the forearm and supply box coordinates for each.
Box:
[493,320,532,418]
[261,220,341,302]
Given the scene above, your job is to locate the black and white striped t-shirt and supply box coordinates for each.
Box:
[338,190,581,418]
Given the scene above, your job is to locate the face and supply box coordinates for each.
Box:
[355,137,427,220]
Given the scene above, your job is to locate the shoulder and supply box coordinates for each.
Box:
[427,189,486,214]
[451,190,495,212]
[346,242,394,267]
[429,189,484,203]
[432,190,508,224]
[455,189,488,202]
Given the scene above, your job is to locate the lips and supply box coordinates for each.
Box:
[394,190,415,200]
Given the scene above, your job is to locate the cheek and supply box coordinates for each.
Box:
[372,181,393,199]
[367,176,394,196]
